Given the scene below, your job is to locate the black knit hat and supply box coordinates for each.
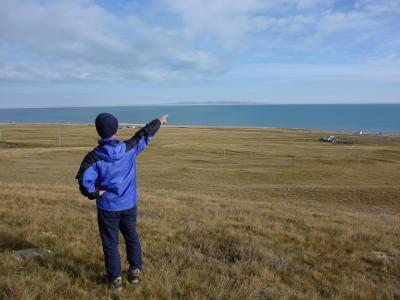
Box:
[95,113,119,139]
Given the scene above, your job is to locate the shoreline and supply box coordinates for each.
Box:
[0,122,399,137]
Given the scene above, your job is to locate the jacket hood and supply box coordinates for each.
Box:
[94,139,126,162]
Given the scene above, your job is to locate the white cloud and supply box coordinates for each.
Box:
[162,0,269,48]
[0,0,220,83]
[357,0,400,14]
[0,0,399,84]
[161,0,330,48]
[230,61,400,83]
[253,15,315,33]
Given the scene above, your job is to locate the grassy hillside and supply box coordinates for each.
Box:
[0,124,399,299]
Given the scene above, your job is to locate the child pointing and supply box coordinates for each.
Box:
[76,113,168,290]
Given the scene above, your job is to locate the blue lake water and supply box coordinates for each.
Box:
[0,104,399,133]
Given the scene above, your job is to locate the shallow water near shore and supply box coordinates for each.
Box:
[0,104,399,133]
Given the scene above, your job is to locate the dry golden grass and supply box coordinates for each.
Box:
[0,124,399,299]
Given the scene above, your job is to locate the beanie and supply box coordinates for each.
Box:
[95,113,119,139]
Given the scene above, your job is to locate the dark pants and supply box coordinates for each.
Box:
[97,206,143,282]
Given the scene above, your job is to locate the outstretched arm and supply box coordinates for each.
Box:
[124,114,168,154]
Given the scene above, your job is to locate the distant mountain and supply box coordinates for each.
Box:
[164,101,265,106]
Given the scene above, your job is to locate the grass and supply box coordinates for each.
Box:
[0,124,399,299]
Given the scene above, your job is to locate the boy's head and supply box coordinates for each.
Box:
[95,113,119,139]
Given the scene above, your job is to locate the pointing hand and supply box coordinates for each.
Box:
[159,114,168,125]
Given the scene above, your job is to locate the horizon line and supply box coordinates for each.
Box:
[0,102,400,109]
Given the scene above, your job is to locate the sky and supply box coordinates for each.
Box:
[0,0,399,108]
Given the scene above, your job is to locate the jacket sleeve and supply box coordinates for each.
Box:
[124,119,161,155]
[75,151,100,200]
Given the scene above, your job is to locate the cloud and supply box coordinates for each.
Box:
[160,0,330,48]
[0,0,220,83]
[358,0,400,14]
[253,14,315,33]
[224,60,400,84]
[0,0,399,84]
[161,0,269,48]
[160,0,400,62]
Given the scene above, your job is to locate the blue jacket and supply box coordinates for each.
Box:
[76,119,161,211]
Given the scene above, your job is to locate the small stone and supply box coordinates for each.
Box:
[372,251,394,260]
[40,231,56,238]
[13,248,52,261]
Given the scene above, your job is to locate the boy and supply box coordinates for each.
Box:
[76,112,168,290]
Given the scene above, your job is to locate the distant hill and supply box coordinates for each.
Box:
[164,101,265,106]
